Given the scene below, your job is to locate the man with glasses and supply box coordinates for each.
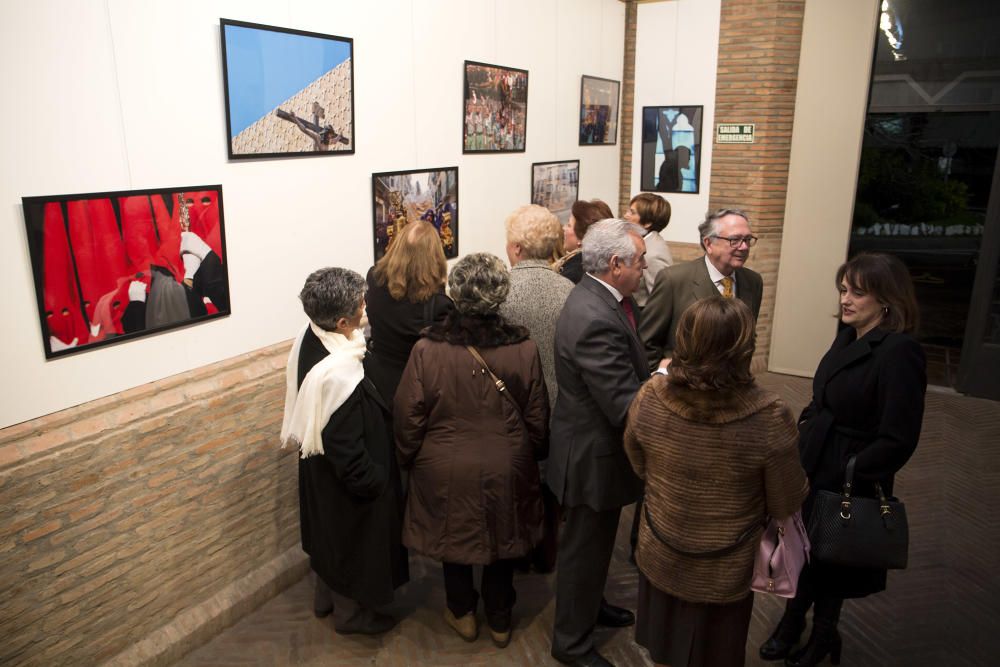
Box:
[639,208,763,371]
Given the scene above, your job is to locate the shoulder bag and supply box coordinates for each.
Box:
[751,511,810,597]
[807,455,909,569]
[466,345,524,422]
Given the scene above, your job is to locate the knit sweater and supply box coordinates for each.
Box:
[623,376,808,604]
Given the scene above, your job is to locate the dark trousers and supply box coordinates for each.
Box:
[786,564,844,631]
[551,504,623,659]
[442,560,515,631]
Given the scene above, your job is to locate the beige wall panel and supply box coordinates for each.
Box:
[769,0,880,376]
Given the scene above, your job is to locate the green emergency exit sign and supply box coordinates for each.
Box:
[716,123,755,144]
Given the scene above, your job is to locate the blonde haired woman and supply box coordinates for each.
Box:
[366,220,453,409]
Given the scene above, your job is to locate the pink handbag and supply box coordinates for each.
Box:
[751,511,810,598]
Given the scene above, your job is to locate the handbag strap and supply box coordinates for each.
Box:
[643,504,766,559]
[466,345,524,422]
[840,455,891,520]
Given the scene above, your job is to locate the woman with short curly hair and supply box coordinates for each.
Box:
[395,252,550,648]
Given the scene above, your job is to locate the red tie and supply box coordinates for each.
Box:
[621,298,637,330]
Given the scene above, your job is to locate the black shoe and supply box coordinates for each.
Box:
[785,628,842,667]
[552,648,615,666]
[313,578,333,618]
[596,600,634,628]
[335,607,396,635]
[759,614,805,660]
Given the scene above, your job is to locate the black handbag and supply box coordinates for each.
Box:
[807,456,908,569]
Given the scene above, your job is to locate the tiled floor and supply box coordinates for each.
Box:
[175,373,1000,666]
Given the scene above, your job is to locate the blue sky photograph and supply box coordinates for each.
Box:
[224,24,351,137]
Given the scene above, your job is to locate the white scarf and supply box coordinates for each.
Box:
[280,321,367,458]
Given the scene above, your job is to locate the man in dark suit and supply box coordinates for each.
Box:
[548,219,648,667]
[639,208,763,371]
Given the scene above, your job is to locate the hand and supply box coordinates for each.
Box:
[657,357,672,370]
[180,230,211,261]
[128,280,147,303]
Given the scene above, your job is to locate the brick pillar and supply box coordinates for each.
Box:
[708,0,806,368]
[618,0,638,217]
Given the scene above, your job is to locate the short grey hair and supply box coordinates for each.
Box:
[697,208,750,243]
[581,219,646,274]
[505,204,562,260]
[448,252,510,315]
[299,267,366,331]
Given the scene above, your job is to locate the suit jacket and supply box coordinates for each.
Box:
[634,230,673,309]
[639,256,763,370]
[547,274,645,511]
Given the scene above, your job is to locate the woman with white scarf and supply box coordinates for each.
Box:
[282,267,408,635]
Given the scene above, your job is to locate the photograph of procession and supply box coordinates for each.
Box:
[579,76,620,145]
[532,160,580,225]
[220,19,355,159]
[463,61,528,153]
[372,168,459,262]
[640,105,703,193]
[21,185,230,359]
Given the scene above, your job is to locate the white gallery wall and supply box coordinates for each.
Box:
[0,0,625,429]
[631,0,722,244]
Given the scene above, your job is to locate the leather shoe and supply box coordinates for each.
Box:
[596,601,634,628]
[335,607,396,635]
[552,648,615,666]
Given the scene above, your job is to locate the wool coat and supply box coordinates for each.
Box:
[364,267,453,411]
[639,256,763,370]
[394,313,549,565]
[624,377,809,604]
[296,327,409,609]
[797,325,926,598]
[499,259,574,407]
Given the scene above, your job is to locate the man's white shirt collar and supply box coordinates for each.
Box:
[704,255,735,293]
[588,273,624,303]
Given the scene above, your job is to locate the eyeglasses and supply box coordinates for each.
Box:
[711,234,758,248]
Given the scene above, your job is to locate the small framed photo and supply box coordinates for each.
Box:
[372,167,459,262]
[640,106,704,193]
[21,185,230,359]
[531,160,580,225]
[463,61,528,153]
[579,76,620,145]
[220,19,355,159]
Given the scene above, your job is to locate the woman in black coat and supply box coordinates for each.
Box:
[365,220,453,411]
[282,268,408,635]
[760,253,926,666]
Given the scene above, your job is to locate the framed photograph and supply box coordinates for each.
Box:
[372,167,459,262]
[640,106,703,193]
[22,185,230,359]
[579,76,620,145]
[220,19,355,159]
[463,61,528,153]
[531,160,580,225]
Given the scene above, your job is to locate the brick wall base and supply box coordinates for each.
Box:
[0,341,300,666]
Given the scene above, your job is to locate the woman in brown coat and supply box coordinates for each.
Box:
[624,296,809,667]
[394,253,549,648]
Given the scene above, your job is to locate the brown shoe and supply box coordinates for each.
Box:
[443,608,478,642]
[489,627,511,648]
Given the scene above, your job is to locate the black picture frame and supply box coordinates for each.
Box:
[640,106,704,193]
[371,167,459,262]
[462,60,529,154]
[21,185,231,359]
[220,18,355,160]
[579,75,620,146]
[531,160,580,225]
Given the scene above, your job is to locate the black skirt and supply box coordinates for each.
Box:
[634,573,753,667]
